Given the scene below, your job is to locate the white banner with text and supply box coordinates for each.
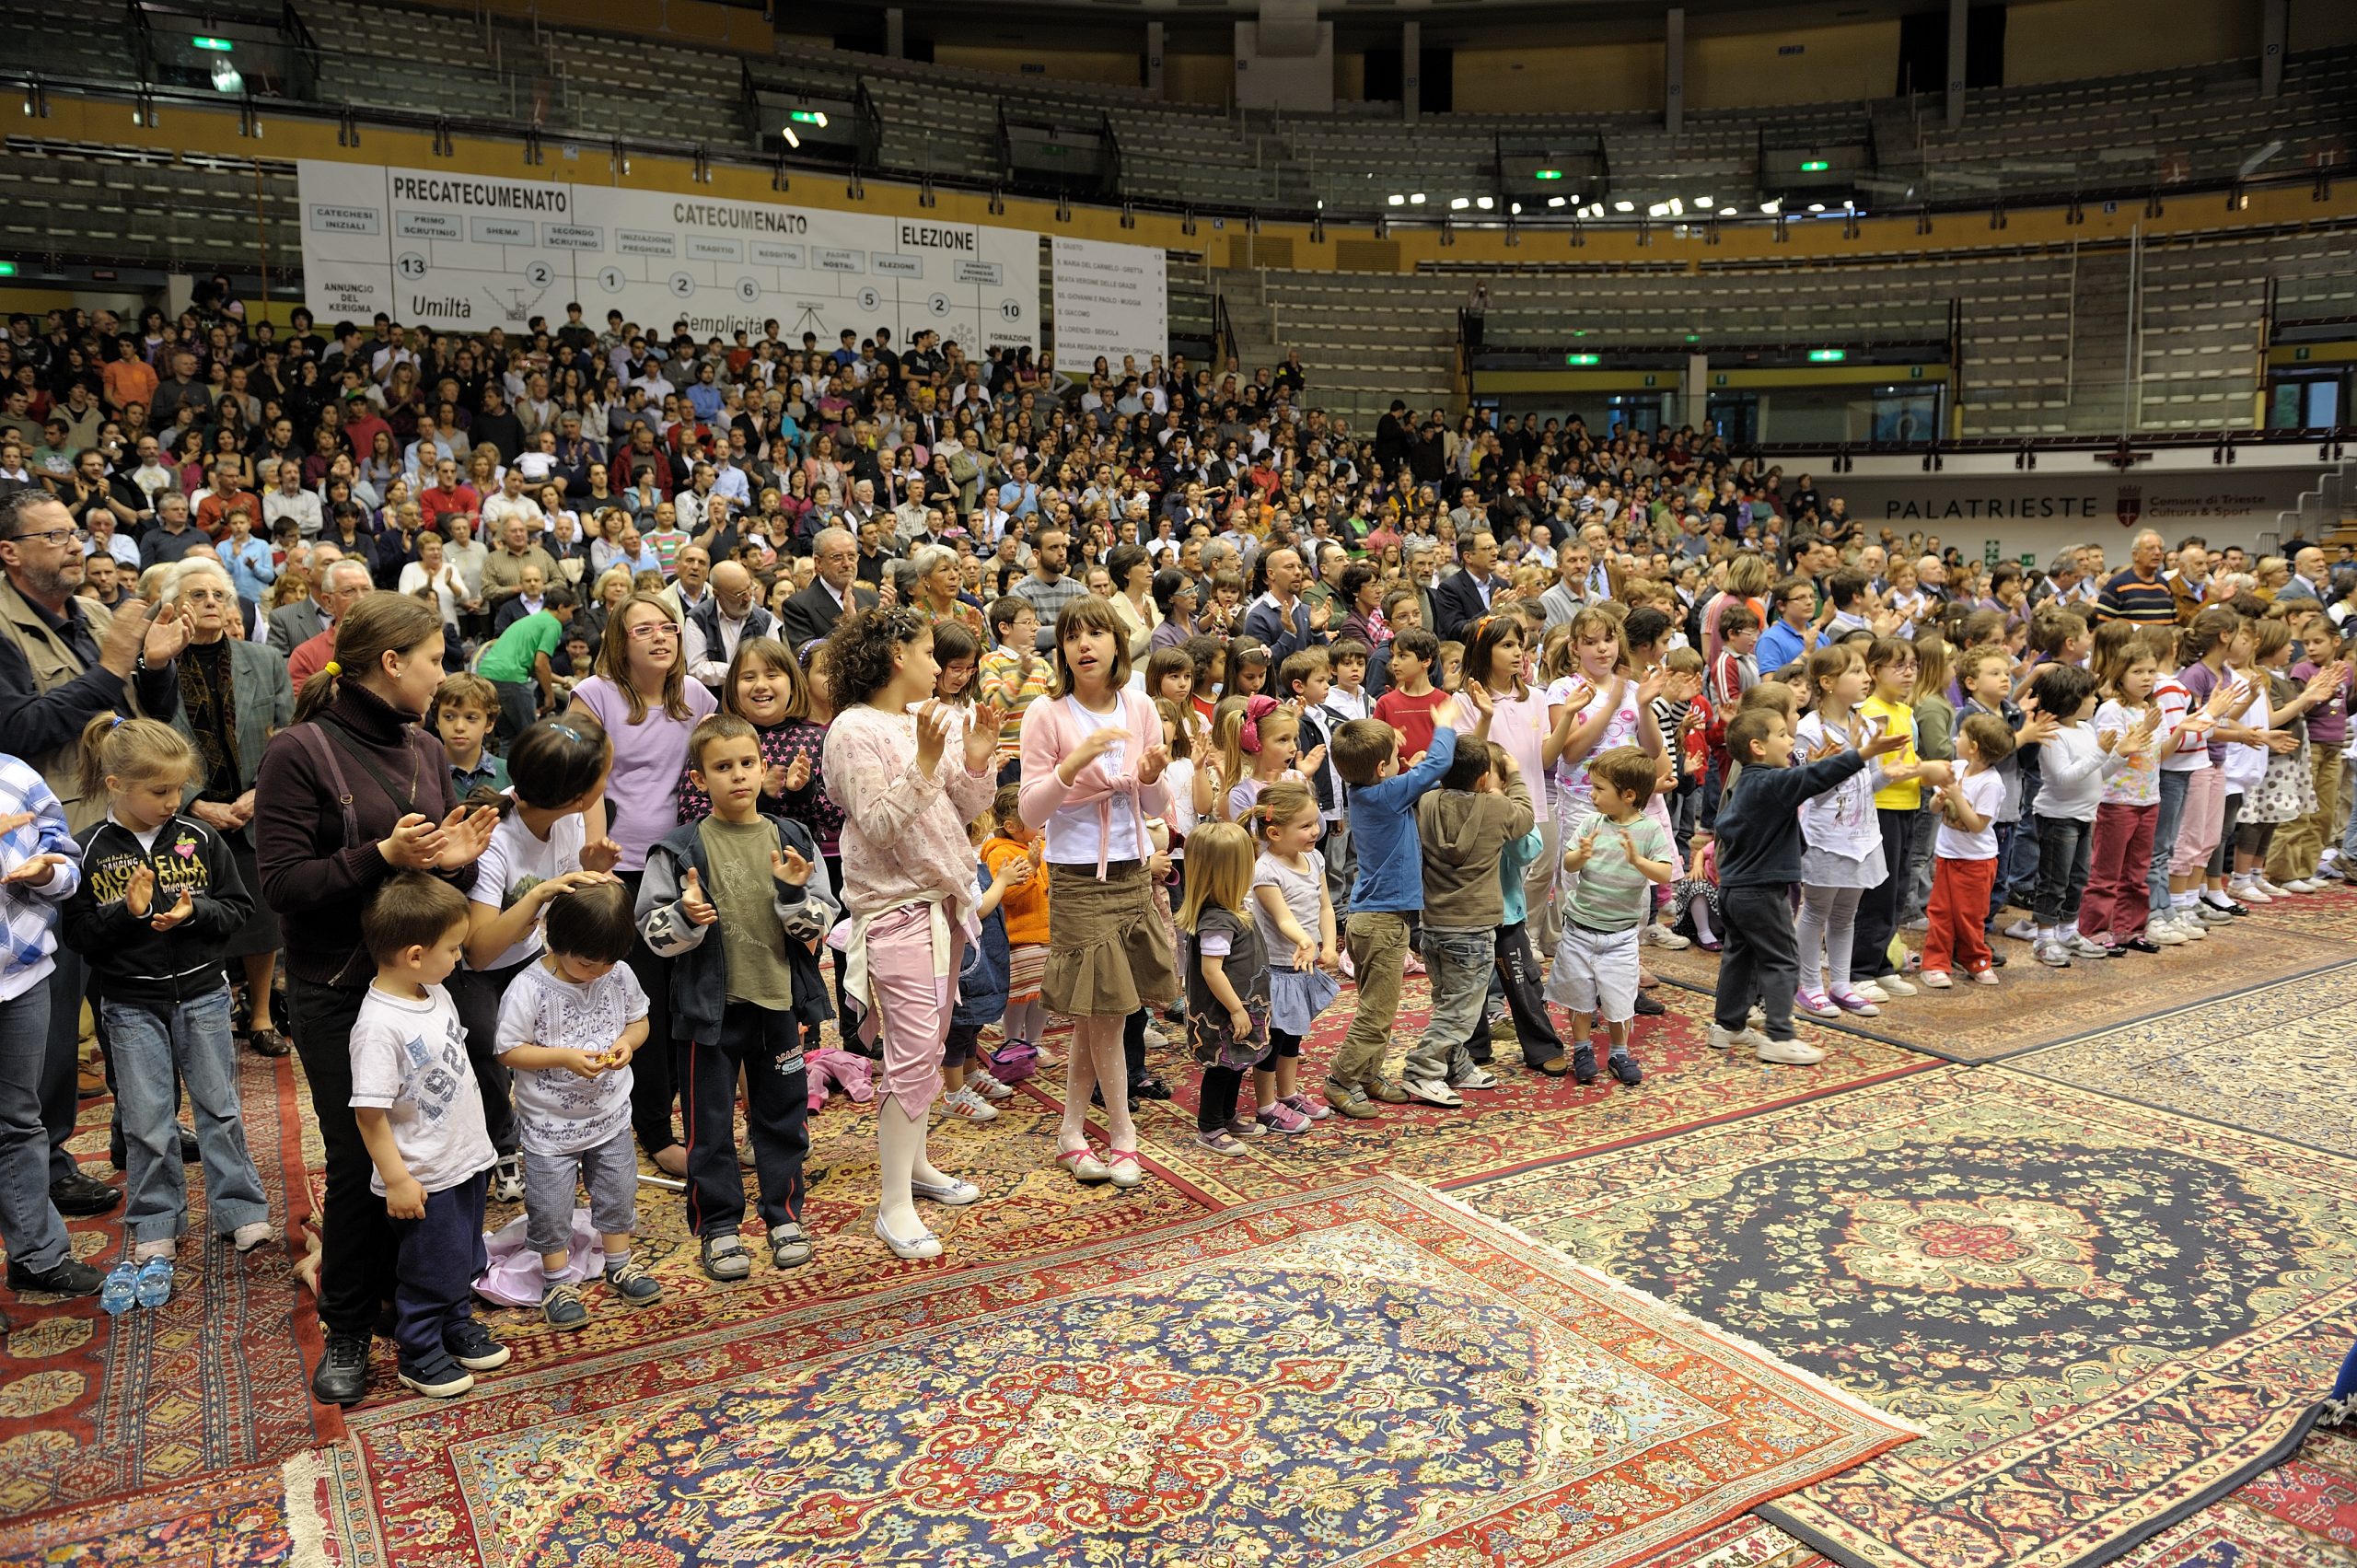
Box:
[1050,236,1169,377]
[297,160,1040,354]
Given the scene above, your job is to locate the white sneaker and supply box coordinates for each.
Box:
[2286,877,2324,893]
[1853,981,1890,1005]
[2174,910,2210,938]
[1970,968,2001,985]
[2149,921,2188,946]
[1707,1023,1774,1052]
[1757,1037,1826,1065]
[943,1086,1000,1123]
[2002,917,2039,942]
[971,1074,1014,1101]
[2256,877,2292,899]
[1641,923,1691,950]
[2195,901,2235,923]
[1144,1026,1171,1051]
[2067,934,2113,958]
[1876,974,1918,998]
[1920,970,1953,988]
[1404,1076,1463,1108]
[2035,938,2073,967]
[2230,878,2273,904]
[1747,1005,1768,1029]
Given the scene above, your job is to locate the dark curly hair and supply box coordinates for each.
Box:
[822,605,931,711]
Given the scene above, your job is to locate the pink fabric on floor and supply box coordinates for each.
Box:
[806,1046,876,1110]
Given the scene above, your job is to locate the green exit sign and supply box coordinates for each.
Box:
[1799,159,1830,172]
[1565,353,1600,366]
[0,262,17,277]
[787,110,826,123]
[1807,348,1847,363]
[192,35,234,50]
[1910,365,1924,378]
[2295,345,2312,361]
[1532,168,1564,180]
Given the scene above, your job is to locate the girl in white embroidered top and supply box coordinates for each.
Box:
[819,607,1002,1260]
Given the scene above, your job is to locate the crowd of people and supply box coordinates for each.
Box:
[1,293,2353,1408]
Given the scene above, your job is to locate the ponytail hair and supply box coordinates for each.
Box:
[295,590,442,725]
[76,713,201,806]
[1243,780,1317,845]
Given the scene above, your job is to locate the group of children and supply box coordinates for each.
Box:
[14,564,2344,1400]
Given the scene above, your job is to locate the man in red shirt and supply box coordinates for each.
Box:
[420,456,481,530]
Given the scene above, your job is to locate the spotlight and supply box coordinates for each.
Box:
[1408,192,1425,205]
[1450,197,1470,210]
[1547,195,1565,208]
[1387,193,1405,206]
[1475,195,1493,210]
[1613,200,1634,212]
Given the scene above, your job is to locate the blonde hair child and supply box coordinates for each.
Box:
[1243,782,1340,1133]
[1176,821,1270,1156]
[64,715,273,1310]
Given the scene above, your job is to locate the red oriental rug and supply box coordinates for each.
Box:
[0,1048,335,1523]
[297,1178,1917,1568]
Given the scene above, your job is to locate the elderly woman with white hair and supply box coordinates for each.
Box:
[162,556,296,1056]
[907,541,985,642]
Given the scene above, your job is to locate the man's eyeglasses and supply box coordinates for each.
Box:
[6,527,81,548]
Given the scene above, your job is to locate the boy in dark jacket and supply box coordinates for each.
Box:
[635,715,837,1282]
[1711,707,1907,1064]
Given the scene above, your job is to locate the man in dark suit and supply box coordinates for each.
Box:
[266,557,337,654]
[1431,530,1508,643]
[776,524,877,653]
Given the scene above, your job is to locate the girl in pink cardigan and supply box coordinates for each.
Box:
[1017,597,1178,1188]
[820,608,1003,1260]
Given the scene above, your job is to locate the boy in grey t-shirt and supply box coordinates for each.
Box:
[1545,747,1678,1087]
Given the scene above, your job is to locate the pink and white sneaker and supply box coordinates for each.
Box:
[1828,986,1883,1016]
[1283,1092,1333,1122]
[1794,989,1843,1021]
[1255,1099,1311,1135]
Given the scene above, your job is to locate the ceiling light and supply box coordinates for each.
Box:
[1613,199,1634,212]
[1387,193,1404,206]
[1509,201,1521,214]
[1476,195,1494,210]
[1450,196,1470,210]
[1547,195,1566,208]
[1759,200,1781,214]
[1646,202,1669,216]
[1667,197,1684,215]
[1409,192,1425,204]
[1806,202,1826,213]
[209,56,243,94]
[1719,205,1737,215]
[1695,195,1713,206]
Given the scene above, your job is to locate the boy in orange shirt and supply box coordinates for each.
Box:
[981,784,1053,1081]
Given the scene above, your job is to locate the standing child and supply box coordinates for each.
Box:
[1904,633,1956,926]
[0,759,92,1299]
[1216,696,1307,821]
[1180,821,1267,1156]
[1371,629,1451,762]
[819,606,1005,1258]
[1323,716,1461,1117]
[2232,621,2340,904]
[2081,644,2167,952]
[1482,764,1572,1076]
[1246,782,1341,1132]
[1320,640,1373,922]
[1852,638,1923,995]
[1711,708,1909,1064]
[1548,745,1677,1086]
[1920,713,2012,986]
[2162,609,2252,931]
[2026,664,2142,967]
[947,819,1028,1112]
[434,674,509,796]
[65,717,272,1313]
[1018,596,1178,1191]
[349,874,506,1399]
[975,785,1051,1111]
[1543,609,1658,889]
[641,714,841,1276]
[1793,646,1925,1019]
[1404,690,1531,1108]
[494,880,661,1328]
[459,716,621,1203]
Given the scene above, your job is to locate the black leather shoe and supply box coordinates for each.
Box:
[1633,992,1666,1016]
[311,1331,373,1406]
[49,1170,122,1216]
[2120,937,2162,954]
[6,1256,104,1296]
[180,1127,200,1162]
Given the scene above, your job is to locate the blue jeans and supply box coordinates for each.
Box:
[2151,768,2191,913]
[103,987,269,1246]
[1408,926,1493,1084]
[2003,767,2045,904]
[0,984,71,1273]
[391,1169,489,1366]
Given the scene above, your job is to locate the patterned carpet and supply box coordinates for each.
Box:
[1641,912,2351,1064]
[2011,961,2357,1159]
[298,1178,1916,1568]
[1453,1068,2357,1568]
[2243,880,2357,941]
[1108,972,1933,1204]
[0,1050,333,1523]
